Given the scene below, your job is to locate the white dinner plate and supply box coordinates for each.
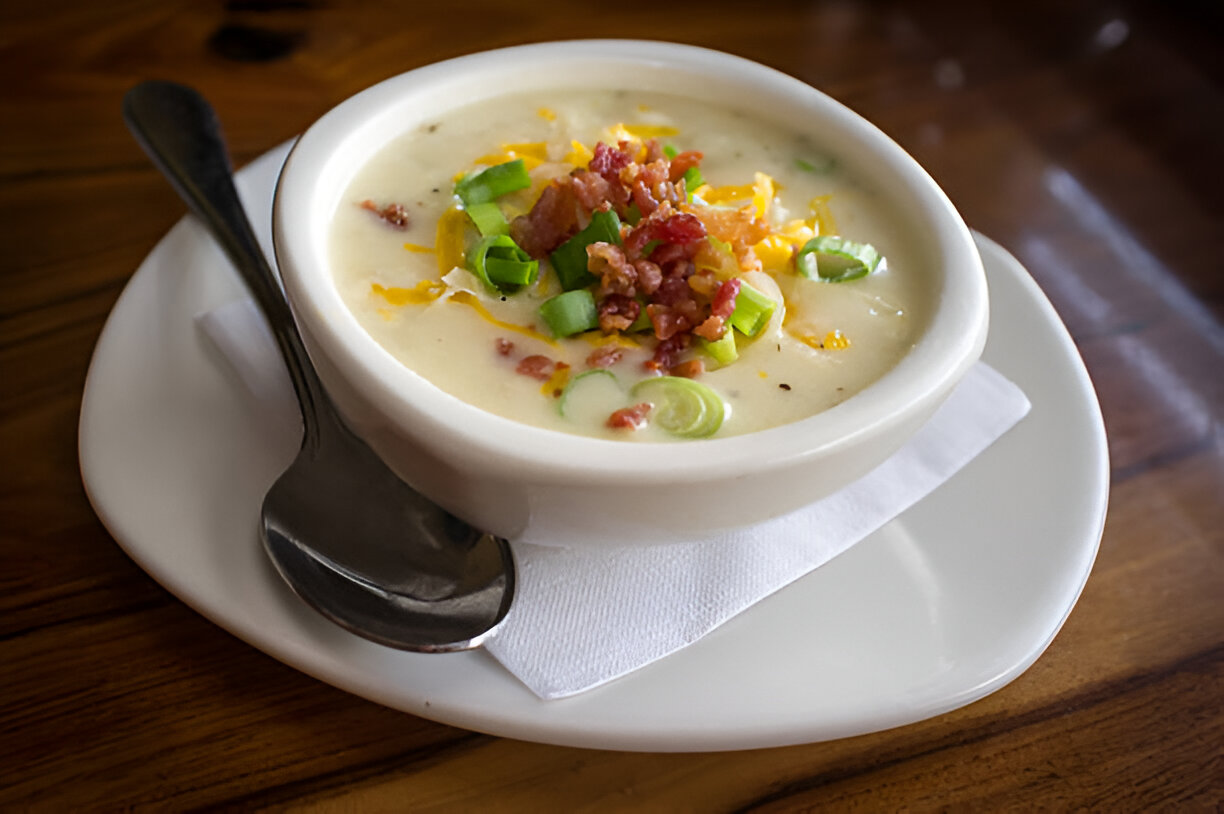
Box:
[79,144,1108,752]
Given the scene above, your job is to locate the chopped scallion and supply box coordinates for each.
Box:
[465,201,509,236]
[663,144,678,160]
[549,208,622,291]
[558,368,620,417]
[628,305,652,333]
[728,282,777,337]
[795,156,837,174]
[469,234,538,293]
[629,376,725,438]
[484,256,536,287]
[454,159,531,206]
[796,235,881,282]
[682,166,704,202]
[539,289,598,337]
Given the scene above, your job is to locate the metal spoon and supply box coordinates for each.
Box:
[123,80,515,652]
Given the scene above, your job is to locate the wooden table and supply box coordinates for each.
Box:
[3,1,1221,809]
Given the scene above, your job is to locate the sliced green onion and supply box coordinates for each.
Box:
[628,305,652,333]
[465,201,509,237]
[682,166,704,202]
[454,159,531,206]
[629,376,725,438]
[795,156,837,174]
[663,144,678,160]
[484,256,536,287]
[700,326,738,366]
[558,369,620,417]
[469,234,538,293]
[728,282,777,337]
[539,289,598,337]
[623,202,642,225]
[549,208,622,291]
[796,235,881,282]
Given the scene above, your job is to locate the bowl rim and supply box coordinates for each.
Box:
[273,39,988,485]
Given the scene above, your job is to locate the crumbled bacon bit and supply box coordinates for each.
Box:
[623,159,681,217]
[648,240,698,270]
[570,171,616,212]
[607,402,651,430]
[668,150,703,181]
[624,202,707,259]
[711,278,741,318]
[651,276,695,307]
[495,337,515,356]
[634,258,663,295]
[645,333,691,372]
[654,211,707,245]
[516,354,558,381]
[509,182,580,258]
[586,345,623,368]
[588,242,638,297]
[597,293,640,333]
[360,199,411,228]
[669,359,705,378]
[693,314,726,341]
[505,136,759,383]
[590,141,633,178]
[646,303,687,341]
[642,139,667,164]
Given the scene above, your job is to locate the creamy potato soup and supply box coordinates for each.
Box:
[329,90,930,441]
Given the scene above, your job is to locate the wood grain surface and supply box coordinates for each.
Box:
[3,0,1222,810]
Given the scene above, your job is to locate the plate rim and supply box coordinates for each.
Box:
[78,145,1109,751]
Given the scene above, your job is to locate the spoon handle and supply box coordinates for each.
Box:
[122,80,325,447]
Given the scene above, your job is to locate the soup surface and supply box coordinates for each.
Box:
[329,90,929,441]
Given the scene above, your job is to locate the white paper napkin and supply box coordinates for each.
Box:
[198,299,1030,699]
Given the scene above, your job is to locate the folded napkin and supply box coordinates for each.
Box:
[199,299,1030,699]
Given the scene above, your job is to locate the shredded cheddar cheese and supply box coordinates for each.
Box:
[824,329,851,350]
[751,235,794,271]
[700,184,755,205]
[809,195,839,236]
[473,149,544,171]
[371,280,446,306]
[434,207,468,275]
[793,329,852,350]
[751,172,775,220]
[781,219,817,243]
[541,365,571,397]
[536,107,556,121]
[620,123,678,139]
[584,332,641,348]
[565,139,594,166]
[502,142,549,160]
[402,242,435,254]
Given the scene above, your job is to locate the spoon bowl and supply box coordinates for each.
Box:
[122,80,515,652]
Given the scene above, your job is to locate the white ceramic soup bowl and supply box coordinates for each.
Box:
[273,40,988,548]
